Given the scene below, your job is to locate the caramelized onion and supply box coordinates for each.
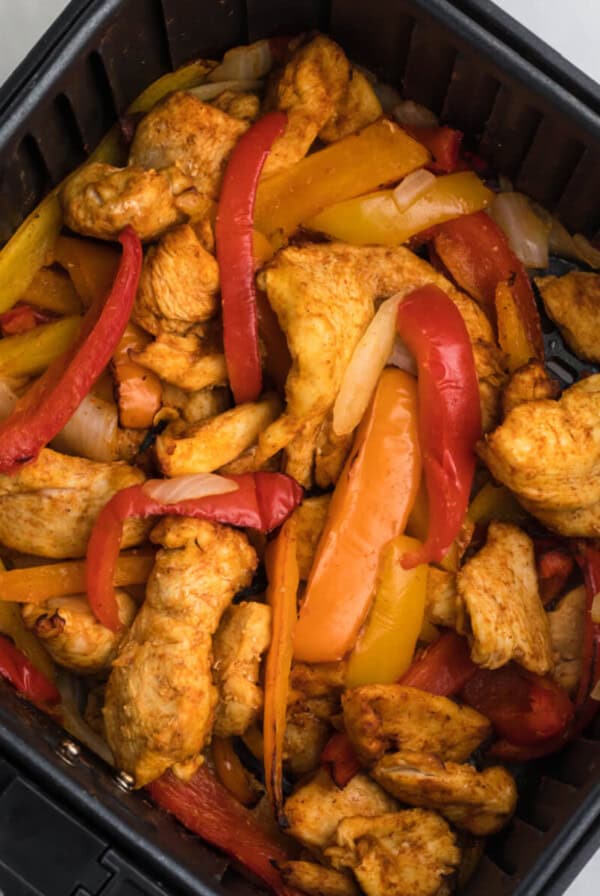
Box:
[188,80,263,102]
[208,40,272,82]
[51,393,120,462]
[489,192,550,269]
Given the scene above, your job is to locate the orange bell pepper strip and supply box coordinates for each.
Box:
[53,235,120,306]
[112,324,162,429]
[321,732,361,788]
[495,279,537,371]
[263,514,299,821]
[21,267,82,315]
[294,369,421,664]
[346,535,427,686]
[213,736,259,807]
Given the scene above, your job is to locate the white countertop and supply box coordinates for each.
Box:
[0,1,599,893]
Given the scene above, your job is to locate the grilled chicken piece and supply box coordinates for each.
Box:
[263,36,380,176]
[284,768,397,850]
[0,449,146,558]
[129,92,247,198]
[373,751,517,836]
[479,375,600,536]
[342,685,490,765]
[548,585,586,695]
[133,224,219,337]
[501,360,560,418]
[325,810,460,896]
[104,517,256,786]
[295,495,331,580]
[256,243,502,466]
[61,162,203,241]
[22,591,136,675]
[285,660,346,777]
[289,661,348,703]
[281,861,360,896]
[155,395,281,476]
[457,522,553,674]
[425,568,458,629]
[161,384,230,425]
[212,90,261,122]
[536,272,600,363]
[213,601,271,738]
[134,332,227,392]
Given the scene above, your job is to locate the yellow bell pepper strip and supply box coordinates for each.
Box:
[255,119,430,243]
[495,279,536,372]
[0,552,154,604]
[53,235,120,306]
[21,267,82,314]
[346,535,427,687]
[294,369,421,664]
[263,514,299,821]
[213,736,260,807]
[305,171,493,247]
[468,481,527,526]
[0,315,81,379]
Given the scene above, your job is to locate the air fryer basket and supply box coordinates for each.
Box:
[0,1,599,894]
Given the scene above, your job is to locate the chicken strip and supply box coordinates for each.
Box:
[373,751,517,836]
[281,862,359,896]
[319,68,383,143]
[212,90,260,122]
[134,332,227,392]
[536,271,600,363]
[295,495,331,580]
[501,360,560,418]
[342,685,490,765]
[548,585,586,695]
[284,768,397,850]
[456,522,553,674]
[104,517,256,786]
[133,224,219,337]
[425,568,458,629]
[213,601,271,738]
[129,91,247,198]
[256,243,503,465]
[61,162,203,242]
[285,660,346,777]
[478,375,600,535]
[325,810,460,896]
[0,449,146,558]
[161,384,230,425]
[155,395,281,476]
[22,591,136,675]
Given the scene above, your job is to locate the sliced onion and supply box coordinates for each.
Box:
[573,234,600,270]
[374,83,402,114]
[0,380,17,420]
[56,670,114,765]
[388,336,417,375]
[393,169,436,212]
[142,473,239,504]
[51,393,119,462]
[208,40,272,82]
[333,294,407,437]
[393,99,438,129]
[188,80,263,102]
[592,592,600,625]
[489,192,550,269]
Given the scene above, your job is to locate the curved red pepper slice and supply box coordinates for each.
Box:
[0,227,142,474]
[0,634,60,705]
[86,472,303,631]
[403,125,463,174]
[398,631,477,696]
[396,285,481,567]
[321,732,362,788]
[216,112,287,404]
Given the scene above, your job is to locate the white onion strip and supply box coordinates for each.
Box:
[393,99,438,129]
[142,473,239,504]
[388,336,417,375]
[333,293,409,437]
[51,393,120,462]
[489,192,549,269]
[208,40,272,82]
[188,80,263,102]
[393,169,436,212]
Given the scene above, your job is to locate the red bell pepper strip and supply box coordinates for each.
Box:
[0,634,60,705]
[403,125,463,174]
[536,548,574,606]
[86,472,303,631]
[0,227,142,474]
[216,112,287,404]
[321,732,362,788]
[0,303,53,335]
[398,631,477,697]
[432,211,544,358]
[148,766,301,896]
[396,285,481,568]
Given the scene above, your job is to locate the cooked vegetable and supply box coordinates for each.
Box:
[321,732,361,788]
[112,323,162,429]
[536,547,574,605]
[306,171,492,246]
[216,112,287,403]
[142,473,239,503]
[294,369,421,663]
[0,634,60,706]
[495,280,535,372]
[0,599,56,682]
[0,304,53,336]
[402,125,463,174]
[392,169,436,211]
[51,393,120,462]
[189,79,263,101]
[396,285,481,568]
[399,631,477,697]
[255,119,430,241]
[346,535,427,686]
[212,736,260,807]
[490,192,549,269]
[20,267,82,314]
[467,482,527,526]
[263,514,299,819]
[0,316,81,379]
[208,40,272,81]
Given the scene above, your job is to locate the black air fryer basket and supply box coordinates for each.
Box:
[0,1,600,894]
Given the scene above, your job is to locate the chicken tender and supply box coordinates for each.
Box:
[61,162,202,241]
[284,768,397,849]
[0,449,146,558]
[156,394,281,476]
[536,272,600,362]
[134,332,227,392]
[213,601,271,738]
[478,375,600,535]
[133,224,219,337]
[295,495,331,580]
[281,861,359,896]
[212,90,260,122]
[426,568,458,629]
[256,243,502,465]
[501,360,560,418]
[284,696,335,777]
[129,92,247,198]
[373,751,518,836]
[342,684,490,765]
[456,522,553,674]
[161,384,230,425]
[22,591,136,675]
[548,585,586,695]
[319,68,383,143]
[325,810,460,896]
[104,518,256,786]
